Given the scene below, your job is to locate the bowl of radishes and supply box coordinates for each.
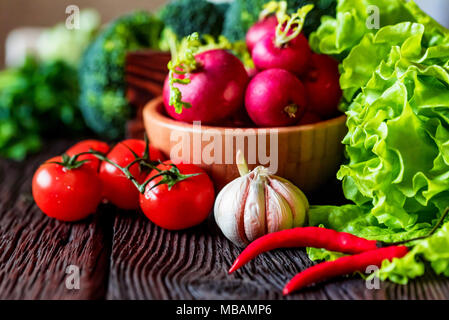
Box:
[143,4,347,192]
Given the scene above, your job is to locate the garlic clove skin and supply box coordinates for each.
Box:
[268,176,308,227]
[265,184,294,233]
[243,174,266,242]
[214,153,309,247]
[214,174,251,247]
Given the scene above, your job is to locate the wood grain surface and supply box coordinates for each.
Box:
[2,139,449,300]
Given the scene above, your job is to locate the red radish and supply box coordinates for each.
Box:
[245,68,307,127]
[246,0,286,52]
[252,32,311,76]
[163,49,249,124]
[304,54,342,119]
[298,112,321,125]
[246,15,278,53]
[251,5,314,76]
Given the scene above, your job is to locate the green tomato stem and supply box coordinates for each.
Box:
[82,151,202,194]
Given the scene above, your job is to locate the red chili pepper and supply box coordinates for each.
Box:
[228,227,379,273]
[283,245,409,295]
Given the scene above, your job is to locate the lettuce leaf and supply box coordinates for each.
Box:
[338,20,449,230]
[308,0,449,283]
[374,220,449,284]
[308,205,432,242]
[309,0,449,60]
[309,0,416,58]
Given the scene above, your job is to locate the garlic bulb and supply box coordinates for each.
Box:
[214,150,309,247]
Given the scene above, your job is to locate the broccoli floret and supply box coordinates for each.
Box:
[79,11,163,139]
[159,0,228,39]
[222,0,337,42]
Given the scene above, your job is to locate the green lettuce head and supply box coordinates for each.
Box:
[308,0,449,283]
[338,21,449,229]
[309,0,448,59]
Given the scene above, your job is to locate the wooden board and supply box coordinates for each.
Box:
[2,139,449,300]
[106,209,449,300]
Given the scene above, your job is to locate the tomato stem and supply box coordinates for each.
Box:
[83,152,202,194]
[67,136,203,194]
[143,164,202,191]
[45,151,101,170]
[88,150,151,193]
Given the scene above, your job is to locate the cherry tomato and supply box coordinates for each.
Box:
[140,162,215,230]
[100,139,165,210]
[304,54,342,119]
[66,140,110,172]
[32,156,102,221]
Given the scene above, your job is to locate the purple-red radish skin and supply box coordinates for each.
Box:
[163,49,249,124]
[246,16,278,53]
[245,68,307,127]
[304,54,342,119]
[298,112,321,125]
[251,31,311,76]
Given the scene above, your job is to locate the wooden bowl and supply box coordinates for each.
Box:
[143,96,347,192]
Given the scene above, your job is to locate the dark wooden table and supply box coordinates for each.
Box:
[1,139,449,300]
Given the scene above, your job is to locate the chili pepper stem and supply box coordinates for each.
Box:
[282,245,409,295]
[379,207,449,247]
